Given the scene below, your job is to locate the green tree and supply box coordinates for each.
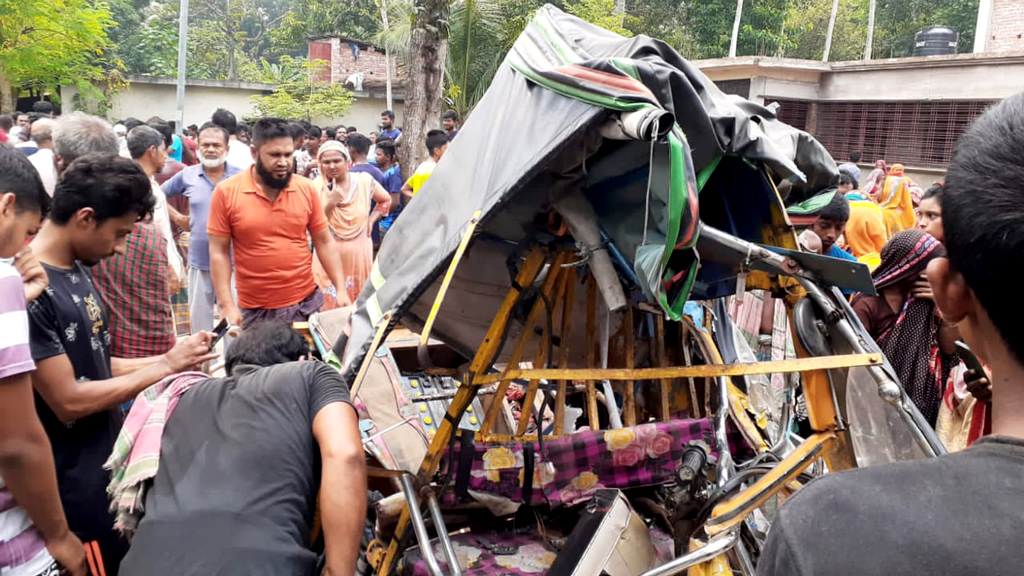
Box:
[272,0,380,54]
[0,0,119,112]
[249,59,355,120]
[566,0,632,36]
[873,0,977,59]
[785,0,869,61]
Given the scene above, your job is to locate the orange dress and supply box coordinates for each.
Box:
[879,174,916,235]
[312,172,390,309]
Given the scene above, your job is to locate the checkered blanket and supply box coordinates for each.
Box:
[104,372,208,535]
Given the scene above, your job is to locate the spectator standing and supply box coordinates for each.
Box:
[212,108,253,169]
[401,129,450,200]
[375,137,403,237]
[29,153,216,576]
[16,113,31,135]
[0,147,89,576]
[290,122,313,175]
[303,125,323,179]
[163,123,241,338]
[379,110,401,141]
[27,118,58,196]
[207,118,348,326]
[879,163,917,234]
[91,126,181,359]
[443,109,460,141]
[837,150,862,185]
[839,172,887,266]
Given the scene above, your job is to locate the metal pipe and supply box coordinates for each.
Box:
[732,534,758,576]
[399,474,445,576]
[637,530,738,576]
[173,0,189,136]
[426,492,462,576]
[714,376,734,486]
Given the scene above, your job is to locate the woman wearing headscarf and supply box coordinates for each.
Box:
[311,140,391,309]
[852,230,959,426]
[878,163,917,235]
[861,159,887,200]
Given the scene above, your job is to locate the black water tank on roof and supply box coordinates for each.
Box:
[914,26,958,57]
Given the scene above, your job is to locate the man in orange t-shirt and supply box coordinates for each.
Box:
[207,118,347,327]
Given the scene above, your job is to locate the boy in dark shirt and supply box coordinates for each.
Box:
[28,153,217,575]
[758,94,1024,576]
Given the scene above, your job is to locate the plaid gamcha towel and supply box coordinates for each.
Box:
[104,372,208,535]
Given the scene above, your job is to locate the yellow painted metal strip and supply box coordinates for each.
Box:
[366,293,384,327]
[370,260,386,291]
[420,211,483,346]
[472,354,882,385]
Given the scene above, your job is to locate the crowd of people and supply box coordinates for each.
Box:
[1,89,1022,576]
[0,104,458,576]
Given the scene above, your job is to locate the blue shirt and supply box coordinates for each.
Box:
[379,165,404,232]
[351,163,388,244]
[379,128,401,141]
[162,163,242,270]
[169,134,184,163]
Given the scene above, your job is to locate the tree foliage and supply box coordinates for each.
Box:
[566,0,632,36]
[0,0,120,111]
[248,59,355,121]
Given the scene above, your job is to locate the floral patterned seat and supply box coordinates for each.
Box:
[441,419,717,509]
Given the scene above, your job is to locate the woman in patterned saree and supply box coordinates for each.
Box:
[878,163,917,234]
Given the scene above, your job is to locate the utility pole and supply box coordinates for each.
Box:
[974,0,993,53]
[379,0,394,111]
[822,0,839,62]
[174,0,189,135]
[864,0,876,60]
[729,0,743,58]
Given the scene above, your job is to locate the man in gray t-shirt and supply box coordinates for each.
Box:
[759,94,1024,576]
[120,323,367,576]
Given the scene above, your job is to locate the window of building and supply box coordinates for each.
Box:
[770,99,810,132]
[813,100,995,170]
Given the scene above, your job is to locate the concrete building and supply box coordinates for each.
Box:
[308,35,406,130]
[695,0,1024,184]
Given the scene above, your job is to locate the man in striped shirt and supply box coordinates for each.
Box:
[0,147,87,576]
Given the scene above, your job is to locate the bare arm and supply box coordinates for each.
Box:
[368,182,390,231]
[167,202,190,231]
[32,332,216,424]
[314,402,366,576]
[0,372,88,576]
[310,226,350,307]
[401,180,414,201]
[209,234,241,327]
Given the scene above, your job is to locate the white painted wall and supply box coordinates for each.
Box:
[819,60,1024,101]
[63,78,404,133]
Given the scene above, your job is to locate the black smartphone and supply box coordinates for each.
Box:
[209,318,231,351]
[955,341,986,378]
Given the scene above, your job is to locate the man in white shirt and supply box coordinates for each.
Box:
[211,108,253,169]
[26,118,58,196]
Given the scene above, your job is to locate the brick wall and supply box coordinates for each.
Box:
[989,0,1024,52]
[324,38,399,88]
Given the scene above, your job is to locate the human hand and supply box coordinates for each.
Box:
[221,304,243,329]
[327,178,344,206]
[14,246,48,302]
[172,212,190,231]
[45,531,88,576]
[167,270,181,297]
[163,331,219,372]
[965,368,992,403]
[911,275,934,301]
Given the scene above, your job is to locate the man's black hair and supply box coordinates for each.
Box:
[50,153,155,225]
[123,117,144,132]
[0,145,51,217]
[32,101,53,115]
[288,121,307,141]
[147,120,173,147]
[922,182,943,201]
[224,322,309,375]
[187,124,199,133]
[126,125,165,160]
[252,118,292,148]
[443,109,459,122]
[943,93,1024,362]
[346,126,357,133]
[298,120,312,130]
[838,173,857,188]
[0,115,12,132]
[197,121,230,143]
[849,150,861,163]
[306,125,322,139]
[381,110,396,120]
[426,129,448,156]
[335,124,347,133]
[211,108,239,136]
[347,133,371,156]
[325,127,337,140]
[818,190,850,223]
[376,137,397,160]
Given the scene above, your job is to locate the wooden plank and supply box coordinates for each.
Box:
[653,313,671,421]
[585,275,600,430]
[554,272,575,436]
[516,334,548,435]
[471,353,884,384]
[622,305,636,426]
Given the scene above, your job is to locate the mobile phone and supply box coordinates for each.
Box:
[955,341,986,378]
[209,318,232,351]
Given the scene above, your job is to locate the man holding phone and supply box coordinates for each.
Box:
[758,94,1024,575]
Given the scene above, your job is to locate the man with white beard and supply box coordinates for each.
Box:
[163,122,241,336]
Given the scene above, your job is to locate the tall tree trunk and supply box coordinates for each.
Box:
[822,0,840,62]
[729,0,743,58]
[0,69,14,113]
[864,0,876,59]
[398,0,449,179]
